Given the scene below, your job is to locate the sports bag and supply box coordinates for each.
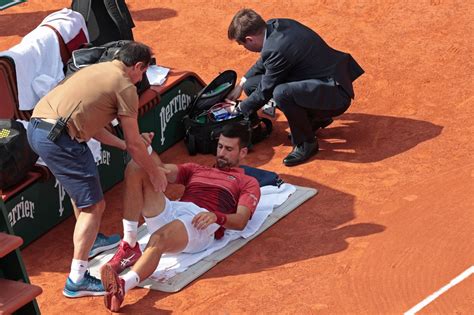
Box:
[71,0,135,46]
[64,40,150,95]
[183,70,272,155]
[0,119,38,189]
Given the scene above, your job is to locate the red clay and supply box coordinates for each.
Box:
[1,1,473,314]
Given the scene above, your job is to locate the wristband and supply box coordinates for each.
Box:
[214,211,227,225]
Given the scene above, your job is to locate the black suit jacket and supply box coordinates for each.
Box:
[240,19,364,113]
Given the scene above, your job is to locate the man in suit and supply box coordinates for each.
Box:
[227,9,364,166]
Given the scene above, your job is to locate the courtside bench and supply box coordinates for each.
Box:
[0,201,42,315]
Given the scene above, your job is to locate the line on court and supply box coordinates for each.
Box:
[404,265,474,315]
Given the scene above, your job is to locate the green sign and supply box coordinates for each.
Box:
[139,76,204,153]
[0,0,26,10]
[97,144,126,192]
[3,176,73,248]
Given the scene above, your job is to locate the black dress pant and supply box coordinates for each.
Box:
[243,75,351,145]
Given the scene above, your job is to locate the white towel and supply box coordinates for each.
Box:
[39,8,90,44]
[138,184,296,282]
[1,26,64,110]
[146,65,170,85]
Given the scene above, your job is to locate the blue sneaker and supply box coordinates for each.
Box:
[89,233,121,258]
[63,271,106,298]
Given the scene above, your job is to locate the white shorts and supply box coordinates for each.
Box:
[149,198,220,253]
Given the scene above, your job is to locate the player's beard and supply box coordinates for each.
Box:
[216,157,230,170]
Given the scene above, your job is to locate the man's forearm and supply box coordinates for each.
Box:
[127,139,159,175]
[93,128,126,150]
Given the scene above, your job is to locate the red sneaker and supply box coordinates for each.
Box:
[101,264,125,312]
[106,241,142,274]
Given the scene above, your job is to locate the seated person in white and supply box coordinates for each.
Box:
[100,123,261,312]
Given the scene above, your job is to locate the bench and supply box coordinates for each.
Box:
[0,206,42,314]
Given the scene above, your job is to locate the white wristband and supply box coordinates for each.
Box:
[239,77,247,87]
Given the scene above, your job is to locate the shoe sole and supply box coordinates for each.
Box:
[62,288,106,298]
[100,264,123,312]
[89,240,121,258]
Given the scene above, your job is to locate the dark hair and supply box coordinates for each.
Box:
[228,8,266,42]
[114,41,152,67]
[220,122,251,148]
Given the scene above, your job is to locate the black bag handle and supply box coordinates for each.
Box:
[260,117,273,137]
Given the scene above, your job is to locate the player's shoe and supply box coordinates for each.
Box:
[101,264,125,312]
[89,233,121,258]
[63,271,106,298]
[105,240,142,274]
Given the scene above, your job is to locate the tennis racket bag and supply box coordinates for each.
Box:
[0,119,38,189]
[183,70,272,155]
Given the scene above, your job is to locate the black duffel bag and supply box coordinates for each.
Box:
[64,40,150,95]
[0,119,38,189]
[183,70,272,155]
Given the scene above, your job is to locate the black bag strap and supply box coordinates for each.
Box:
[104,0,135,40]
[71,0,92,22]
[260,117,273,137]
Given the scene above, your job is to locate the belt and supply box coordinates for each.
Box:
[31,118,54,131]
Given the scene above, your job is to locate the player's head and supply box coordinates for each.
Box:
[216,123,250,169]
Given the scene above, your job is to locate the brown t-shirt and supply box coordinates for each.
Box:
[32,60,138,141]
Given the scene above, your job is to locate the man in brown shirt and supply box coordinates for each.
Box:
[27,41,168,298]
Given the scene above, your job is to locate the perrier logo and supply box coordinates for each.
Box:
[0,128,11,138]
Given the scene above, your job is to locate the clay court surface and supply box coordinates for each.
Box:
[1,0,473,314]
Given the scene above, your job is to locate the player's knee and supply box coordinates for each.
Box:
[147,231,167,252]
[125,159,145,179]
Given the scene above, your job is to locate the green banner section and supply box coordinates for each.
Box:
[139,77,204,153]
[3,175,74,248]
[0,0,25,10]
[97,144,126,192]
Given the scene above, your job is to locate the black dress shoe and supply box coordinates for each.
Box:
[283,141,319,166]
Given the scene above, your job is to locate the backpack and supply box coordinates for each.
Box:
[0,119,38,189]
[183,70,272,155]
[71,0,135,46]
[64,40,150,95]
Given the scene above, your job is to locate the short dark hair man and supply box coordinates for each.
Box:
[27,41,168,297]
[100,123,261,312]
[227,9,364,166]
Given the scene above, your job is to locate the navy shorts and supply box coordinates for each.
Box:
[27,119,103,208]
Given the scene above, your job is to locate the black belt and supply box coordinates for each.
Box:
[31,118,54,131]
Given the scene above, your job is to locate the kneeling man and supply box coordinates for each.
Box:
[100,123,260,312]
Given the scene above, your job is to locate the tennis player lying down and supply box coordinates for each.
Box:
[100,122,261,312]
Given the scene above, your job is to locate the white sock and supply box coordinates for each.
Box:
[122,219,138,247]
[69,259,88,283]
[144,215,164,235]
[121,270,140,293]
